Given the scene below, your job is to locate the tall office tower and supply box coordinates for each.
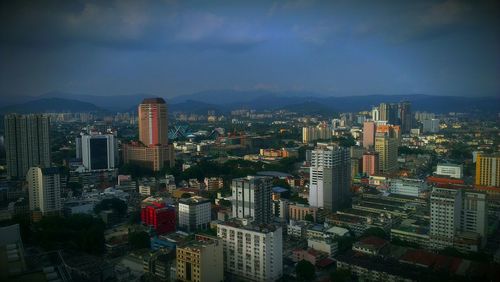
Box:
[123,98,174,171]
[231,176,272,224]
[362,151,379,176]
[475,153,500,187]
[178,196,211,232]
[139,98,169,146]
[217,220,283,281]
[362,121,376,149]
[4,114,51,179]
[399,101,412,133]
[302,126,314,143]
[371,107,380,121]
[374,133,398,174]
[176,235,223,282]
[430,187,488,250]
[75,136,82,159]
[80,133,118,171]
[27,167,61,219]
[309,145,351,211]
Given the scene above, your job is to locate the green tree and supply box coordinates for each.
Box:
[295,260,315,281]
[330,268,352,282]
[304,214,314,222]
[128,231,151,249]
[94,198,127,217]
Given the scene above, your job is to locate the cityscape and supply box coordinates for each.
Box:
[0,1,499,282]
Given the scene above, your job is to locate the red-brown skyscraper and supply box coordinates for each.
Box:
[139,98,169,146]
[123,98,174,171]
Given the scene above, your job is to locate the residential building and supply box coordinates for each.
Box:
[362,151,379,176]
[231,176,272,224]
[352,236,389,256]
[27,167,61,218]
[309,145,350,211]
[475,153,500,187]
[80,133,118,171]
[176,235,223,282]
[4,114,51,179]
[430,187,487,250]
[217,219,283,281]
[178,196,211,232]
[204,177,224,191]
[435,163,463,179]
[422,118,440,133]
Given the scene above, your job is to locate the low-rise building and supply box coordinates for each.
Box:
[178,196,211,233]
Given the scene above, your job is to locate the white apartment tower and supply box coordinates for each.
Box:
[217,220,283,281]
[232,176,272,224]
[27,167,61,216]
[430,187,487,250]
[309,145,350,211]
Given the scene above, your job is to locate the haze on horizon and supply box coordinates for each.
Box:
[0,0,499,99]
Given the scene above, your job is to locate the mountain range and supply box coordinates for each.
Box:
[0,90,498,114]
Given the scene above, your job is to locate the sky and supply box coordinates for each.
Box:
[0,0,499,98]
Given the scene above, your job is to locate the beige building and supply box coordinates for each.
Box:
[123,143,174,171]
[374,134,398,174]
[475,153,500,187]
[289,203,318,222]
[176,235,223,282]
[204,177,224,191]
[27,167,61,218]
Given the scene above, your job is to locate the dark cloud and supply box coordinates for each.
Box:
[0,0,498,97]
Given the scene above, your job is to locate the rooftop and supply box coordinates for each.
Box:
[141,97,166,104]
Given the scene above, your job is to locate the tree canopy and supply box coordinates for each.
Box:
[295,260,315,281]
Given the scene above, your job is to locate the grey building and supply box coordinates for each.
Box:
[231,176,272,224]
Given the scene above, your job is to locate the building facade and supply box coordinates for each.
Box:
[178,196,211,232]
[435,163,463,179]
[217,220,283,281]
[141,202,176,235]
[309,145,351,211]
[374,134,398,174]
[4,114,51,179]
[362,151,379,176]
[475,153,500,187]
[176,235,223,282]
[27,167,61,218]
[362,121,376,149]
[81,133,118,171]
[231,176,272,224]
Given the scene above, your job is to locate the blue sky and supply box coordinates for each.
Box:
[0,0,498,98]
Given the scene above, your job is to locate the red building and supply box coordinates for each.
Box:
[362,151,379,176]
[141,202,176,235]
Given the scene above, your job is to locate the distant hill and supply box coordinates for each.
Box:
[0,98,102,114]
[2,90,498,114]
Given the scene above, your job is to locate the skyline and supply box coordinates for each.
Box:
[1,0,499,98]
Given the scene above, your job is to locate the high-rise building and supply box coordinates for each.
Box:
[176,235,223,282]
[217,219,283,281]
[430,188,487,250]
[362,121,376,149]
[231,176,272,224]
[371,107,380,121]
[80,133,118,171]
[475,153,500,187]
[178,196,211,232]
[5,114,51,179]
[374,127,398,174]
[309,145,351,211]
[302,122,332,143]
[378,103,398,124]
[362,152,379,176]
[27,167,61,218]
[399,101,412,133]
[422,118,440,133]
[141,201,176,235]
[123,98,174,171]
[138,98,169,146]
